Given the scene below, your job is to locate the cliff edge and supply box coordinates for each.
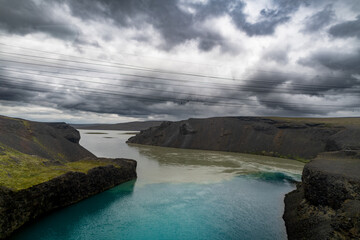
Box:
[283,151,360,239]
[0,116,137,239]
[127,116,360,239]
[127,117,360,160]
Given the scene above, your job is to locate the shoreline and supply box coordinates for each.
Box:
[0,116,138,239]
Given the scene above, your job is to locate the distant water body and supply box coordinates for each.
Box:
[12,130,304,240]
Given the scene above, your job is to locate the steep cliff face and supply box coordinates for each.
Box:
[0,116,137,239]
[0,116,94,162]
[283,152,360,239]
[0,160,136,239]
[127,117,360,160]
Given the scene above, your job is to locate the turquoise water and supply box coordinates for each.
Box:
[12,130,304,240]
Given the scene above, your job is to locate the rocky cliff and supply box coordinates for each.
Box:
[128,116,360,239]
[0,116,137,239]
[127,117,360,160]
[283,151,360,239]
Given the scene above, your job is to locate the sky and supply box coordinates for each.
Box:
[0,0,359,123]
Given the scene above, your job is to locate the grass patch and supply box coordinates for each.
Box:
[267,116,360,127]
[0,145,118,191]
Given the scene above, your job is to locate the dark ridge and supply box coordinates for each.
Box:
[71,120,163,131]
[127,116,360,160]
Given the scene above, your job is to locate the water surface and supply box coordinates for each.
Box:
[13,130,304,240]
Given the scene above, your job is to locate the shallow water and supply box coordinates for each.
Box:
[12,130,304,240]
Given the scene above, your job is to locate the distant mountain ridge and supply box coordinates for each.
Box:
[127,116,360,160]
[72,120,163,131]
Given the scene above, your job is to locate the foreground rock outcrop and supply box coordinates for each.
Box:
[0,116,137,239]
[283,151,360,239]
[127,117,360,160]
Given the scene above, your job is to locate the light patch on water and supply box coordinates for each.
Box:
[79,130,304,187]
[12,129,305,240]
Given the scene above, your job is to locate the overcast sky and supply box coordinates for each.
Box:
[0,0,360,123]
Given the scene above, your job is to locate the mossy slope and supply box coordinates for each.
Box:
[0,115,114,190]
[0,144,119,190]
[0,115,137,239]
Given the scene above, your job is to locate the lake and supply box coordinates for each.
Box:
[12,130,304,240]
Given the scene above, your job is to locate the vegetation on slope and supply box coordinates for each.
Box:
[0,115,127,191]
[0,143,121,190]
[267,116,360,127]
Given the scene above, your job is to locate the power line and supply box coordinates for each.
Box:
[1,71,328,105]
[0,55,355,91]
[0,42,352,83]
[0,78,255,108]
[1,75,356,109]
[4,66,358,97]
[0,49,355,88]
[0,42,222,68]
[1,70,254,102]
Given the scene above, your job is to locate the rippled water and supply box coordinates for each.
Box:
[12,130,304,240]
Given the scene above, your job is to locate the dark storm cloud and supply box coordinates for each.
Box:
[0,86,36,102]
[64,0,303,50]
[231,0,304,36]
[243,51,360,113]
[302,4,335,33]
[329,15,360,39]
[0,0,306,51]
[0,73,45,102]
[0,0,79,40]
[242,47,360,113]
[65,0,232,50]
[299,49,360,73]
[0,66,195,117]
[1,0,360,119]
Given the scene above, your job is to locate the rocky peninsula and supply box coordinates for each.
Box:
[284,151,360,239]
[127,116,360,239]
[0,116,137,239]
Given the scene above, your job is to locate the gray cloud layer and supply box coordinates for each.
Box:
[302,4,335,33]
[0,0,306,51]
[329,15,360,39]
[0,0,360,121]
[0,0,79,40]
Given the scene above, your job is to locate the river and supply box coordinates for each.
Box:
[12,130,304,240]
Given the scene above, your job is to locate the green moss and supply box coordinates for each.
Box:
[22,120,30,129]
[267,116,360,127]
[0,144,119,191]
[32,136,67,162]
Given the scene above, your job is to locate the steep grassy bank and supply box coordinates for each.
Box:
[0,115,137,238]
